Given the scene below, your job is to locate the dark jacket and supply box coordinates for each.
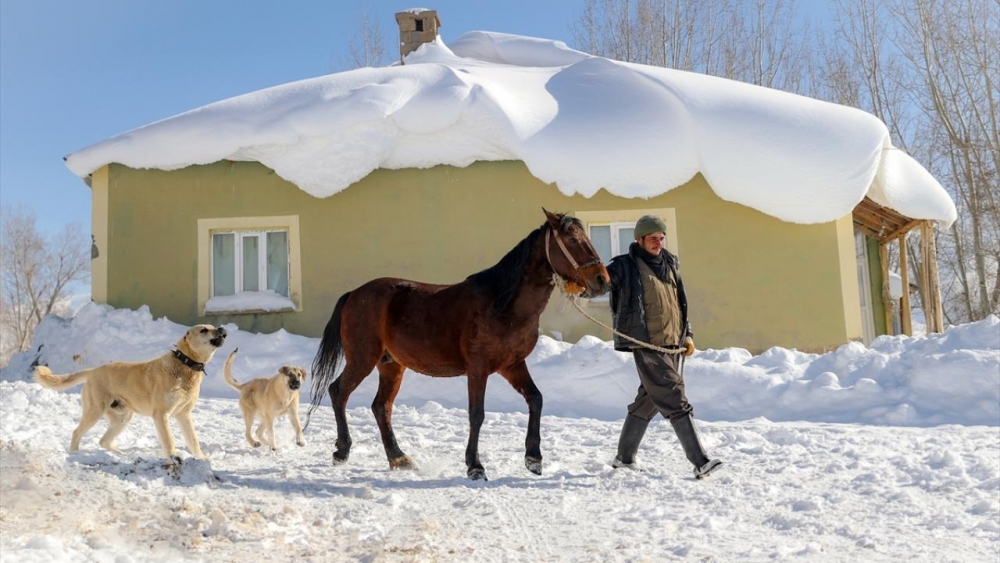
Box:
[606,244,692,352]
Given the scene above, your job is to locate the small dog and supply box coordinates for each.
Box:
[222,349,306,450]
[34,324,227,460]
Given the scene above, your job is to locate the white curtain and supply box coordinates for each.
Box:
[267,232,289,296]
[212,233,235,296]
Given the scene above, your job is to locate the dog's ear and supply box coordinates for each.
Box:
[177,329,194,354]
[298,367,308,379]
[279,366,295,377]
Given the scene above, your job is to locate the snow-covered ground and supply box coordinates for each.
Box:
[1,304,998,562]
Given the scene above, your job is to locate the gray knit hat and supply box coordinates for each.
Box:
[634,215,667,239]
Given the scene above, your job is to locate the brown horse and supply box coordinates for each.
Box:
[308,209,610,480]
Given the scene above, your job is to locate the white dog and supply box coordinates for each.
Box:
[222,349,306,450]
[34,324,227,460]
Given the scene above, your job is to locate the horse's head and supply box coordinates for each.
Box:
[543,208,611,298]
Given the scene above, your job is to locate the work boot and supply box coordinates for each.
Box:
[694,459,724,480]
[612,413,650,469]
[670,414,723,479]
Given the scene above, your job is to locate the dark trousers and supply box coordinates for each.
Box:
[627,348,693,421]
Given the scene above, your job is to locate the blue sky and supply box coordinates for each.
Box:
[0,1,589,234]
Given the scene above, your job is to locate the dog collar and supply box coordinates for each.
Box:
[172,349,205,372]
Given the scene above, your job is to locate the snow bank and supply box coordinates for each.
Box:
[2,304,996,427]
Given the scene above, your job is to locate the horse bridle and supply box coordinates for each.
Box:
[544,225,602,286]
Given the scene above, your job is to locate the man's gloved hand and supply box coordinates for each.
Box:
[682,337,696,357]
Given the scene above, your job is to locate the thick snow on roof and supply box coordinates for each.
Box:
[65,31,956,226]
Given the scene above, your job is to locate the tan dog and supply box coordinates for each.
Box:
[222,349,306,450]
[34,324,227,460]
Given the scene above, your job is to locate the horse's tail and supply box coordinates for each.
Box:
[305,291,351,430]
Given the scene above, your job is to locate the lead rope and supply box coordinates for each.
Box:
[551,274,688,377]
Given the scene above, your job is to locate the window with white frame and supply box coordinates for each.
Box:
[588,222,637,265]
[197,215,301,315]
[208,229,293,313]
[587,222,635,302]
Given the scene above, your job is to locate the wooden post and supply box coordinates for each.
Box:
[898,233,912,336]
[879,242,893,335]
[922,222,945,332]
[918,222,934,332]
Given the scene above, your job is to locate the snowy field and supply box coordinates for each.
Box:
[1,305,998,562]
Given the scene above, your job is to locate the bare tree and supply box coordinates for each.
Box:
[571,0,812,91]
[0,204,90,365]
[342,8,390,69]
[891,0,1000,321]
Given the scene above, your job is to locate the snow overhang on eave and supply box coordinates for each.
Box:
[61,31,958,229]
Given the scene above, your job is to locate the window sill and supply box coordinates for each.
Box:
[206,307,298,316]
[205,292,297,315]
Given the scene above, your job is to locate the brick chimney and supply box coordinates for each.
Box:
[395,9,440,64]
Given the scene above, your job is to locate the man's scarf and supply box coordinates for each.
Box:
[630,242,673,285]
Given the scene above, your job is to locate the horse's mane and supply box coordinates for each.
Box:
[466,215,582,314]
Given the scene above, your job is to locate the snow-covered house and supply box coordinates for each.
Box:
[64,10,956,353]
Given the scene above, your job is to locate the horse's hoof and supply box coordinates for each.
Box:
[525,456,543,475]
[468,467,488,481]
[333,450,350,464]
[389,455,418,470]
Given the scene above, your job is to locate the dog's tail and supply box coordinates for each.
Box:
[222,349,243,391]
[306,291,351,430]
[33,365,90,391]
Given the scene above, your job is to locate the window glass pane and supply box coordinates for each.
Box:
[212,233,235,296]
[267,231,289,297]
[589,225,612,264]
[242,235,259,292]
[617,227,635,254]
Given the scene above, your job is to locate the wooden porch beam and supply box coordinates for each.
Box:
[853,223,881,240]
[853,214,892,239]
[922,222,945,332]
[898,232,912,336]
[918,223,933,332]
[889,219,924,241]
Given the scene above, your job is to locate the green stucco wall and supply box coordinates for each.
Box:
[104,161,862,352]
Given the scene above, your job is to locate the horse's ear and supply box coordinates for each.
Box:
[542,208,561,230]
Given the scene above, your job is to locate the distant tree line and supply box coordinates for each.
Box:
[570,0,998,324]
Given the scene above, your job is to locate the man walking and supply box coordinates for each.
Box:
[606,215,723,479]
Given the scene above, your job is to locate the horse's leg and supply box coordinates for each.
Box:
[499,360,544,475]
[373,361,416,470]
[329,354,380,463]
[465,373,490,481]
